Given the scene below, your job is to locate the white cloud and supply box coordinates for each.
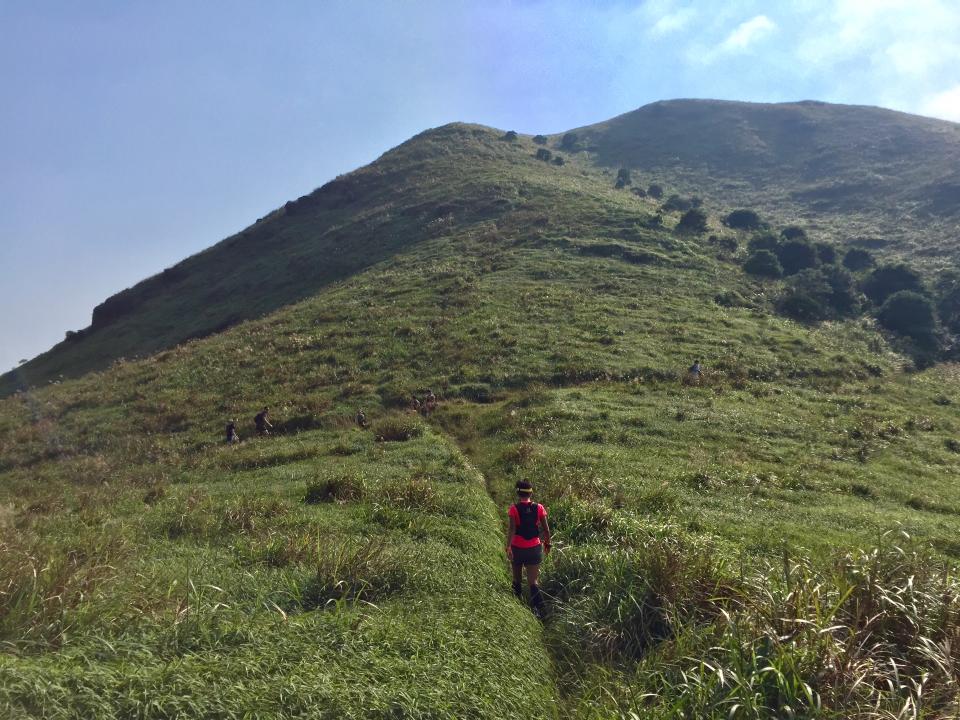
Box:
[719,14,776,53]
[922,84,960,122]
[650,7,696,36]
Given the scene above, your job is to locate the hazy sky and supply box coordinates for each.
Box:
[3,0,960,373]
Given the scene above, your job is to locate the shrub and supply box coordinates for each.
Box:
[616,168,632,186]
[779,266,860,322]
[815,242,837,264]
[664,195,696,213]
[647,184,664,199]
[631,186,647,197]
[779,288,829,322]
[747,232,780,253]
[559,132,579,150]
[723,209,762,230]
[676,209,708,234]
[843,248,875,271]
[862,263,925,305]
[877,291,937,344]
[532,134,547,145]
[780,225,807,241]
[743,250,783,278]
[713,236,738,253]
[535,148,552,162]
[552,155,565,166]
[776,240,818,276]
[501,130,518,142]
[937,286,960,333]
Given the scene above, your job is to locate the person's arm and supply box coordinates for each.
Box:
[540,507,552,555]
[505,515,515,560]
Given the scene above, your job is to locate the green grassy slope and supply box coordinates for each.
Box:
[561,99,960,259]
[9,99,960,394]
[3,151,960,715]
[3,112,960,717]
[1,123,542,393]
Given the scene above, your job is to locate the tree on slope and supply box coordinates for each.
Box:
[862,263,925,305]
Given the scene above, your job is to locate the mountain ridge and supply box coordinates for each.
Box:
[6,98,960,393]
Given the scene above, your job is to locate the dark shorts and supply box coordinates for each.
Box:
[511,544,543,567]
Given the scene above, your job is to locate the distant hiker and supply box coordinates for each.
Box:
[409,396,422,413]
[424,389,437,413]
[225,420,240,444]
[254,407,272,436]
[506,480,551,617]
[686,359,702,386]
[356,408,368,428]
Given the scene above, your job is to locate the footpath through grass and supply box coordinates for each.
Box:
[433,373,960,718]
[0,423,557,719]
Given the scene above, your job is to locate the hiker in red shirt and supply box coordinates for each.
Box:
[506,480,551,616]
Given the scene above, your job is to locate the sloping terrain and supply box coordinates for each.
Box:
[2,109,960,717]
[7,100,960,393]
[564,99,960,257]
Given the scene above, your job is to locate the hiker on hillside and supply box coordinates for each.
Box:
[424,389,437,414]
[225,420,240,444]
[686,359,702,386]
[356,408,368,428]
[506,480,552,617]
[254,407,272,436]
[409,396,422,413]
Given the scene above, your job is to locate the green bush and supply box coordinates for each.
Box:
[532,134,547,145]
[712,235,738,253]
[843,247,875,271]
[501,131,518,142]
[534,148,552,162]
[877,291,937,344]
[780,225,807,241]
[747,232,780,253]
[775,239,818,276]
[631,186,647,197]
[616,168,632,186]
[937,286,960,333]
[559,132,579,150]
[863,263,925,305]
[815,242,837,264]
[552,155,565,166]
[676,209,708,234]
[647,183,664,199]
[723,209,762,230]
[661,194,692,213]
[743,250,783,278]
[779,266,860,322]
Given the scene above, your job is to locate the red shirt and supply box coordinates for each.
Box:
[508,499,548,548]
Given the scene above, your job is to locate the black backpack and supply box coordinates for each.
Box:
[514,502,541,540]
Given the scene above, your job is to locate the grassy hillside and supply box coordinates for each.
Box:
[9,99,960,393]
[562,99,960,260]
[3,109,960,717]
[1,123,548,393]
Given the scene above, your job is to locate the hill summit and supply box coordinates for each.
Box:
[5,99,960,394]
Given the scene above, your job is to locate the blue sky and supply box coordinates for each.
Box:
[3,0,960,373]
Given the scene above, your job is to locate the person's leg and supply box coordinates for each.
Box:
[527,564,545,615]
[511,562,523,598]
